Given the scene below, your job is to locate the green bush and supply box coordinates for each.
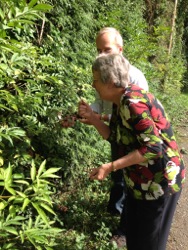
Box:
[0,0,188,249]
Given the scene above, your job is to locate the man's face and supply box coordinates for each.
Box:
[96,32,123,55]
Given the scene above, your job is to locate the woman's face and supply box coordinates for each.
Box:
[92,71,111,101]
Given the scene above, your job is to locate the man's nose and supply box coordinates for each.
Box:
[99,52,105,55]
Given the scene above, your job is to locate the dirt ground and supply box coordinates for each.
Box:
[167,125,188,250]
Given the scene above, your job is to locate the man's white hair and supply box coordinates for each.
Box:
[96,27,123,47]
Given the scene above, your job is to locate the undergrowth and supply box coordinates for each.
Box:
[159,92,188,128]
[52,175,122,250]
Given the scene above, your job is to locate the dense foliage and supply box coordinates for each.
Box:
[0,0,188,249]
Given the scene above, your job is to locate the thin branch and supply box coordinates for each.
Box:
[168,0,178,55]
[38,17,46,45]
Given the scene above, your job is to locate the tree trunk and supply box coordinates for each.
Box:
[168,0,178,55]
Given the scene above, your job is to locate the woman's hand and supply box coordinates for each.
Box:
[78,99,111,139]
[60,115,77,128]
[89,163,112,180]
[78,99,96,123]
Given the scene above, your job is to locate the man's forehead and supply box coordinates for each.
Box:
[96,33,115,43]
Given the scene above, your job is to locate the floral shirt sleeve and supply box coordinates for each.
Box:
[108,85,185,200]
[120,88,170,160]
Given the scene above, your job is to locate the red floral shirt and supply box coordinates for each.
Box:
[108,84,185,200]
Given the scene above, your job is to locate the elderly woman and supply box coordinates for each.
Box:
[78,54,185,250]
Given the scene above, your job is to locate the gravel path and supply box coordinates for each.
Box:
[167,126,188,250]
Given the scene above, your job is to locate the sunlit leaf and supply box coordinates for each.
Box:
[4,165,12,182]
[32,202,49,226]
[3,226,18,235]
[12,173,25,179]
[27,217,33,229]
[5,186,16,195]
[16,191,26,198]
[8,196,16,202]
[13,180,29,185]
[33,4,53,11]
[39,203,56,215]
[0,156,4,166]
[40,167,61,178]
[22,197,30,211]
[37,160,46,178]
[0,201,7,210]
[28,0,38,8]
[31,160,36,181]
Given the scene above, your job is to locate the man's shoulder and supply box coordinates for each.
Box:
[129,64,143,75]
[129,64,149,91]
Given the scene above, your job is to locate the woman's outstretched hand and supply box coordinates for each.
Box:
[89,163,112,181]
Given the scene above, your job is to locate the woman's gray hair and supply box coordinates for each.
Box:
[92,54,130,88]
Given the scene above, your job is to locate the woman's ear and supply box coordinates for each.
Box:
[110,82,121,88]
[108,81,116,89]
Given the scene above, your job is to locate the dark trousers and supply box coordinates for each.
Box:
[107,142,126,215]
[108,169,126,214]
[125,190,181,250]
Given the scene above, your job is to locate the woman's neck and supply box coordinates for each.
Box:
[112,87,125,107]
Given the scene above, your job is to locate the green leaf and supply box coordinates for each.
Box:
[12,173,25,179]
[0,104,12,111]
[1,243,16,249]
[4,164,12,182]
[9,205,16,216]
[1,134,13,145]
[0,28,6,37]
[32,202,49,226]
[31,160,36,181]
[22,197,30,211]
[9,128,26,137]
[8,196,16,202]
[0,63,8,70]
[39,203,56,215]
[3,226,18,236]
[12,216,25,221]
[20,230,25,244]
[0,156,4,166]
[0,201,7,210]
[0,8,5,19]
[13,180,29,185]
[40,174,60,178]
[13,197,24,203]
[40,167,61,178]
[36,179,50,185]
[16,191,26,198]
[4,218,24,226]
[5,186,16,195]
[36,195,51,204]
[33,4,53,11]
[28,217,33,229]
[10,103,18,112]
[28,0,38,8]
[37,160,46,178]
